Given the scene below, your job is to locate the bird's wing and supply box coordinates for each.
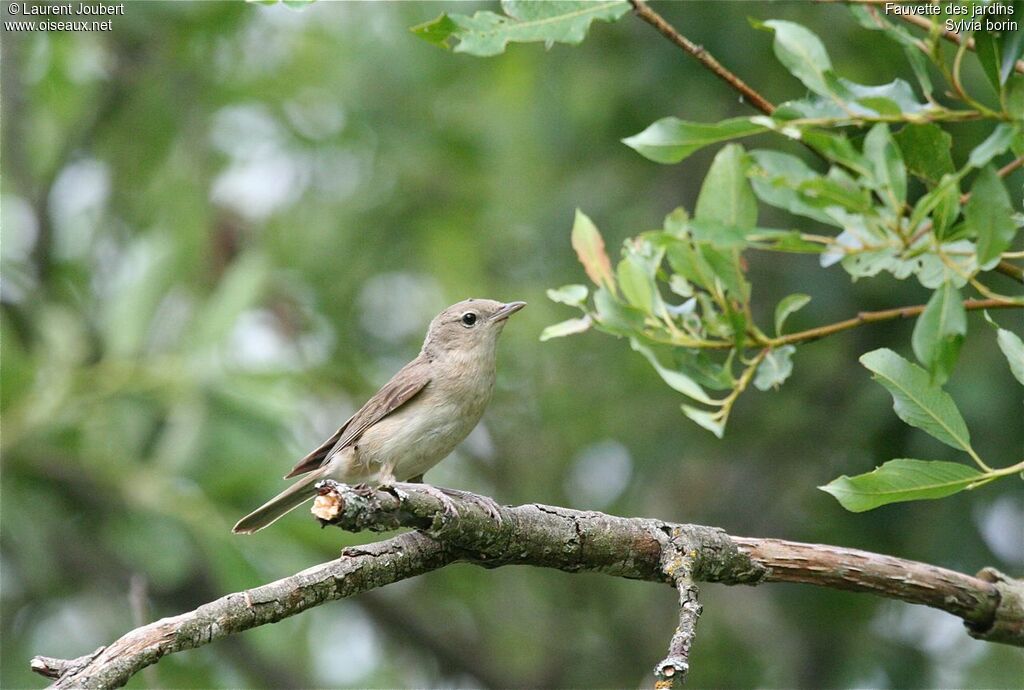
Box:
[283,358,432,478]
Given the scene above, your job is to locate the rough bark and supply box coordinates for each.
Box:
[30,482,1022,689]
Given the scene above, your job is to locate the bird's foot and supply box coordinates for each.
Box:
[437,487,503,525]
[395,482,460,523]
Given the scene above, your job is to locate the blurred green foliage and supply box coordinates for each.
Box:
[1,2,1022,688]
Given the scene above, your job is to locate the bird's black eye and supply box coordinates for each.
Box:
[461,312,478,327]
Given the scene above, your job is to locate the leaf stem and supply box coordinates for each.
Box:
[969,459,1024,489]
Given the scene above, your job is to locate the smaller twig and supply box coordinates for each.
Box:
[629,0,775,115]
[654,530,703,688]
[997,155,1024,180]
[996,261,1024,284]
[772,298,1018,346]
[30,648,105,680]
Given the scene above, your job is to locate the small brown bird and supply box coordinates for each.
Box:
[233,298,525,534]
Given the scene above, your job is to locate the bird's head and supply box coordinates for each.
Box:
[422,298,526,356]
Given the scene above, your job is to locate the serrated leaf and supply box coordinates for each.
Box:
[695,144,757,229]
[821,459,983,512]
[546,284,588,307]
[758,20,833,96]
[859,348,974,454]
[911,282,966,384]
[774,293,811,335]
[411,1,629,56]
[682,404,725,438]
[631,339,715,405]
[622,117,766,164]
[540,316,591,342]
[894,124,954,186]
[965,165,1017,267]
[754,345,796,391]
[571,209,615,290]
[864,123,907,208]
[617,255,656,314]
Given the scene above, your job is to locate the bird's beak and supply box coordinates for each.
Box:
[490,301,527,322]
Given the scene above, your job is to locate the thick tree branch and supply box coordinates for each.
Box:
[32,483,1023,689]
[629,0,776,115]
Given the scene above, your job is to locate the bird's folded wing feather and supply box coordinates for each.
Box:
[283,357,431,478]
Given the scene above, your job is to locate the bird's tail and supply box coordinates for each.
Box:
[233,472,323,534]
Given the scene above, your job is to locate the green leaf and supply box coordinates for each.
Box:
[617,256,657,314]
[774,293,811,335]
[682,404,725,438]
[695,144,757,228]
[758,20,834,96]
[894,124,955,186]
[908,172,964,235]
[700,244,749,301]
[975,29,1003,93]
[999,15,1024,84]
[821,459,983,512]
[848,6,933,98]
[410,14,459,49]
[985,316,1024,385]
[801,131,871,178]
[864,123,907,209]
[622,117,766,164]
[631,339,715,405]
[964,166,1016,267]
[546,284,588,307]
[665,241,714,291]
[753,345,796,391]
[540,316,592,342]
[748,150,839,226]
[911,282,966,384]
[571,209,615,290]
[592,286,643,336]
[745,229,826,253]
[967,123,1016,168]
[841,78,931,115]
[411,0,629,56]
[859,348,974,454]
[663,207,690,236]
[1006,74,1024,118]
